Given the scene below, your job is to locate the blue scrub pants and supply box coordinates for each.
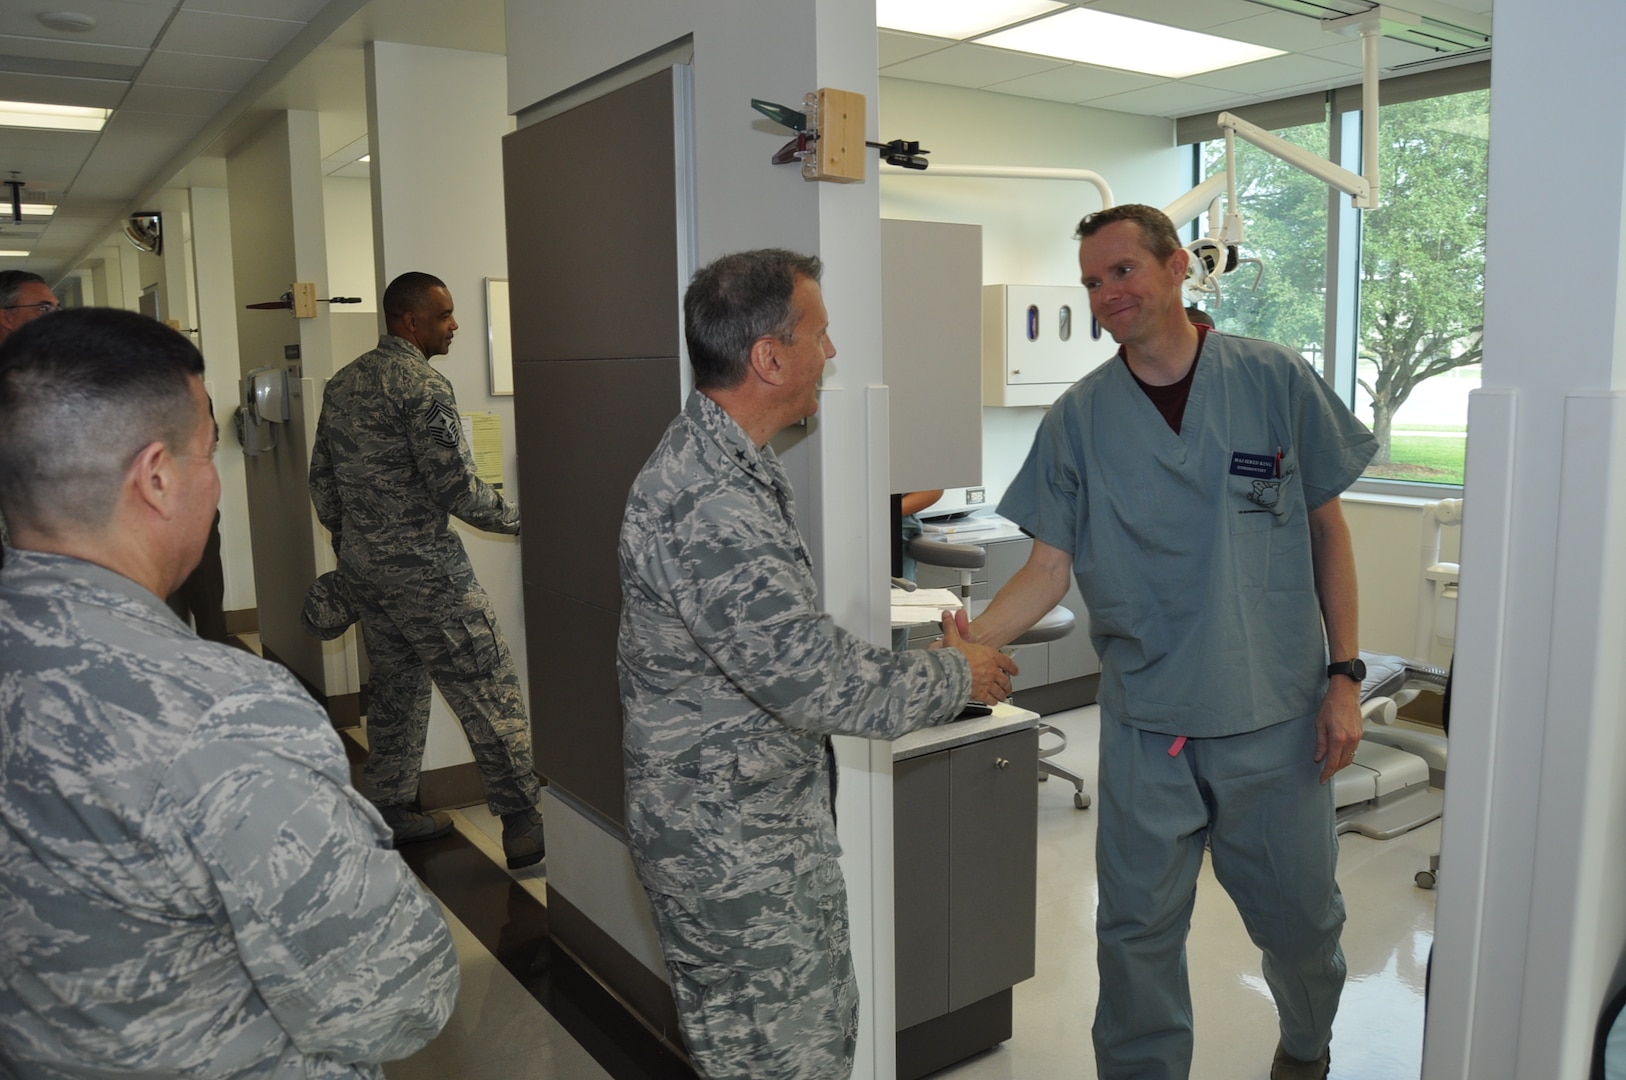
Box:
[1093,710,1346,1079]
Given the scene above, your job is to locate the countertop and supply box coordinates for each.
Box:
[891,701,1039,762]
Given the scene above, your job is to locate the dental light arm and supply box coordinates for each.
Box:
[1162,12,1383,303]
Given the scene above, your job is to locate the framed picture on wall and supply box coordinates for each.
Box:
[486,277,513,396]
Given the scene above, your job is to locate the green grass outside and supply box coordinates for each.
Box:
[1363,432,1467,484]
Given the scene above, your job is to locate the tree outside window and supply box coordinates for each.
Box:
[1357,89,1488,484]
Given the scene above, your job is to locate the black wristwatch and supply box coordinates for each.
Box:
[1327,657,1367,684]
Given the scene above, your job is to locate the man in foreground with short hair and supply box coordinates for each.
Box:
[967,205,1375,1080]
[618,248,1019,1079]
[310,271,545,867]
[0,308,458,1078]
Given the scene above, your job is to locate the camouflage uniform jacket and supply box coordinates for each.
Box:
[617,391,972,900]
[0,551,459,1078]
[310,334,518,583]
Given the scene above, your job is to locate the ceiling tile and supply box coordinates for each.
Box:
[1190,52,1359,95]
[1201,11,1359,54]
[69,132,194,199]
[1310,35,1446,70]
[0,129,101,191]
[0,52,139,83]
[1079,0,1273,33]
[878,29,953,68]
[983,63,1160,106]
[183,0,327,19]
[0,70,128,108]
[882,42,1070,91]
[119,83,236,116]
[0,2,177,51]
[158,9,303,61]
[0,34,148,68]
[140,50,265,91]
[1083,80,1261,118]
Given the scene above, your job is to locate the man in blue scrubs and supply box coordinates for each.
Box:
[968,205,1376,1080]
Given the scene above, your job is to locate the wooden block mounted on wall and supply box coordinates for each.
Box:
[809,87,865,184]
[290,282,318,319]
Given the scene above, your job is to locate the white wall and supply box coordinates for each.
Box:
[188,186,255,616]
[226,109,345,692]
[878,78,1183,508]
[322,175,377,314]
[1426,0,1626,1075]
[365,41,523,778]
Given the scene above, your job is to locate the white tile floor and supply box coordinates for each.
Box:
[390,704,1438,1079]
[932,705,1437,1080]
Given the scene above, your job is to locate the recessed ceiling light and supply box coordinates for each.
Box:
[38,11,98,33]
[878,0,1066,41]
[976,8,1286,78]
[358,154,370,163]
[0,100,110,132]
[19,203,57,217]
[0,250,32,258]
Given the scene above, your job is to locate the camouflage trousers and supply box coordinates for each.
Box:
[645,859,857,1080]
[351,567,539,817]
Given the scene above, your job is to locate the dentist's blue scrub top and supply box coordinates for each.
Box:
[999,331,1377,738]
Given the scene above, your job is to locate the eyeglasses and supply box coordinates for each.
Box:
[2,301,60,316]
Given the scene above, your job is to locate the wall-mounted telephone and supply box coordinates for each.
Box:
[239,365,290,456]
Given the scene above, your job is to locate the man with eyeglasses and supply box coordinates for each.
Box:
[0,271,59,338]
[0,271,60,566]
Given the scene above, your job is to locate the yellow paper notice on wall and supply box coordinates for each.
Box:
[460,412,506,490]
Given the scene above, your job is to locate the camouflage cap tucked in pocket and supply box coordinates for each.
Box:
[301,571,358,640]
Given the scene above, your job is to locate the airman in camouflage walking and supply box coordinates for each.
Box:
[310,271,544,868]
[0,308,458,1078]
[618,249,1019,1079]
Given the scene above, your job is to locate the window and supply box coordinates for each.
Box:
[1354,89,1488,485]
[1190,70,1489,489]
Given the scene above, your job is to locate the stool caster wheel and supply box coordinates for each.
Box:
[1415,869,1437,890]
[1074,791,1090,810]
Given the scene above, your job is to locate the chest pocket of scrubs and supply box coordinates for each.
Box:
[1228,461,1297,534]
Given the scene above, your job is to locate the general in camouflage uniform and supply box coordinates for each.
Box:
[617,250,1019,1079]
[0,308,459,1078]
[309,272,544,868]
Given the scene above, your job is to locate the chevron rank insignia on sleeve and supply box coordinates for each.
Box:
[426,399,460,449]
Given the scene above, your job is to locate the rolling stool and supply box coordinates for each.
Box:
[908,536,1091,810]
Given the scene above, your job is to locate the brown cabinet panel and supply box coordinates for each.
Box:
[502,70,682,363]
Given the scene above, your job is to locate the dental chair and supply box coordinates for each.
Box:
[907,535,1091,810]
[1331,650,1449,841]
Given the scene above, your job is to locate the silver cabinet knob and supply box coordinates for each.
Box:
[995,757,1010,769]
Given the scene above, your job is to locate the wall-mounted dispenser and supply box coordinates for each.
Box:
[982,285,1117,407]
[239,365,290,455]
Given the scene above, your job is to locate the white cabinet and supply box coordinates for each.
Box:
[982,284,1117,407]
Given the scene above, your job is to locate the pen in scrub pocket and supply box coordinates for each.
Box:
[1275,445,1283,478]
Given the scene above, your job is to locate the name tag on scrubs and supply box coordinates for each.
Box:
[1229,451,1277,479]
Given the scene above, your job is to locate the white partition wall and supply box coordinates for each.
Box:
[1426,0,1626,1076]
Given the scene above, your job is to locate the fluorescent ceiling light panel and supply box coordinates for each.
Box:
[877,0,1066,40]
[977,8,1286,78]
[0,100,110,132]
[20,203,56,217]
[0,250,32,258]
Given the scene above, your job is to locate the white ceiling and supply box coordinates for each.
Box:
[1,0,1490,285]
